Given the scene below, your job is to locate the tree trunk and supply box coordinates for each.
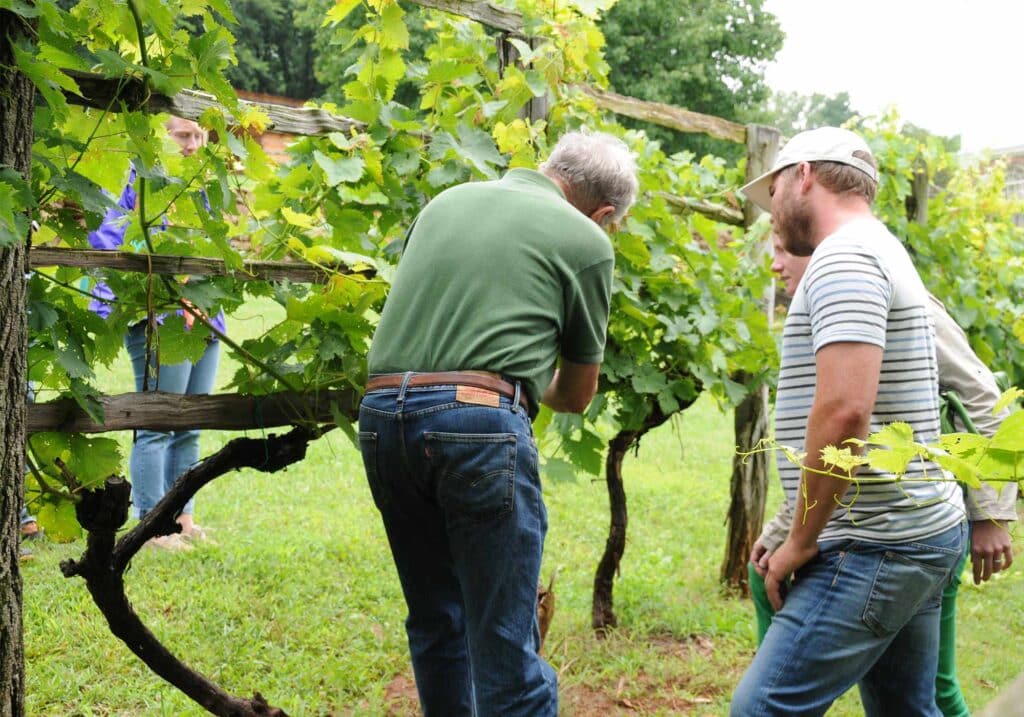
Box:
[0,9,34,716]
[592,406,670,633]
[720,375,770,593]
[721,124,779,592]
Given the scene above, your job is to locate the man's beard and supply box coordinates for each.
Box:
[776,195,815,257]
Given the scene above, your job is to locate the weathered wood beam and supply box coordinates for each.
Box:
[28,390,359,434]
[28,246,371,282]
[658,192,744,226]
[577,85,747,144]
[405,0,525,36]
[66,72,363,136]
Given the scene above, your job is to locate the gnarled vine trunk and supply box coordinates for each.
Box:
[62,426,332,717]
[0,10,34,716]
[592,406,671,633]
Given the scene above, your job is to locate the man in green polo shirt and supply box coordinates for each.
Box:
[359,131,638,717]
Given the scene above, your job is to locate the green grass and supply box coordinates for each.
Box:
[22,298,1024,715]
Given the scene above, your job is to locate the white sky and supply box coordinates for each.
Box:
[762,0,1024,152]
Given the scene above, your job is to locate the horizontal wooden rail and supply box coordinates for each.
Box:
[28,390,359,434]
[29,247,372,282]
[577,85,747,144]
[658,192,745,226]
[408,0,524,35]
[67,72,363,137]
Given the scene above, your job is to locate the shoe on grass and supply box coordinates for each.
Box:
[180,524,214,544]
[145,534,193,551]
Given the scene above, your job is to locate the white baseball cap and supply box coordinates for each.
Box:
[740,127,878,212]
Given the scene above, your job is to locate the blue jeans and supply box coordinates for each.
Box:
[125,322,220,518]
[731,521,967,716]
[358,380,557,717]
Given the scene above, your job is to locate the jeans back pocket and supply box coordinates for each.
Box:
[862,551,949,638]
[424,432,517,525]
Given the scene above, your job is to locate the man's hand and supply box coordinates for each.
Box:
[970,520,1013,584]
[764,538,819,611]
[750,538,771,578]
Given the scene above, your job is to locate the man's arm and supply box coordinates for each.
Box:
[930,296,1016,583]
[765,341,883,610]
[541,359,600,414]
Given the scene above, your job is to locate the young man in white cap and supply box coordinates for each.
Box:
[748,233,1016,717]
[730,127,967,716]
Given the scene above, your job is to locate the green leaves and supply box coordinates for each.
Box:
[314,151,366,187]
[27,432,123,539]
[324,0,362,26]
[429,126,507,180]
[776,392,1024,497]
[12,39,81,122]
[821,445,869,473]
[993,387,1024,416]
[0,167,33,247]
[990,411,1024,452]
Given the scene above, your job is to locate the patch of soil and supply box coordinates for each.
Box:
[379,632,734,716]
[383,673,419,716]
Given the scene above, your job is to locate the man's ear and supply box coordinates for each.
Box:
[797,162,815,194]
[590,204,615,227]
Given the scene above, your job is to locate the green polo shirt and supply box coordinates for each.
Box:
[367,168,614,413]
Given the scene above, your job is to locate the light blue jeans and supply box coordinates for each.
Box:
[731,521,967,716]
[125,322,220,518]
[358,380,557,717]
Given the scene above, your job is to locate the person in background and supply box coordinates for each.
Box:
[731,127,967,716]
[749,233,1017,716]
[359,130,638,716]
[88,116,223,550]
[20,383,41,559]
[19,507,39,562]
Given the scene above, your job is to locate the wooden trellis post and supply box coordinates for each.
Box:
[720,124,780,592]
[496,34,549,123]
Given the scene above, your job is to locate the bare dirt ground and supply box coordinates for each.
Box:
[380,633,737,716]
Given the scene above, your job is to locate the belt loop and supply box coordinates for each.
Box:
[511,379,522,414]
[397,371,414,409]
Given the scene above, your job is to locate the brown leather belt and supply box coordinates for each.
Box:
[365,371,528,411]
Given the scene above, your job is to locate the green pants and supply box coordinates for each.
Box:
[748,550,970,717]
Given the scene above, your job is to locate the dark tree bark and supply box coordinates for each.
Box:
[0,9,34,717]
[720,375,770,593]
[592,405,671,633]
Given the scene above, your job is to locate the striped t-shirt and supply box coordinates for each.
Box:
[775,218,964,543]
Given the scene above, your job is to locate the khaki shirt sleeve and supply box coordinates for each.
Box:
[759,500,793,553]
[929,295,1018,521]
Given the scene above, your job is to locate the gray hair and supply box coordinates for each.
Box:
[539,131,639,224]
